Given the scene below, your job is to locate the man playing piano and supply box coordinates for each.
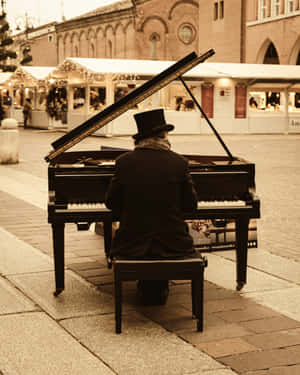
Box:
[105,108,198,305]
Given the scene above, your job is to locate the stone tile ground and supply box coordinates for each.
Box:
[1,129,300,374]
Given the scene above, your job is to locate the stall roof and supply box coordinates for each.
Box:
[8,66,56,84]
[208,62,300,82]
[0,72,12,84]
[50,57,300,84]
[19,66,55,81]
[51,57,227,79]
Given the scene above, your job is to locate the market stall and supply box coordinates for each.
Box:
[48,57,223,136]
[208,62,300,134]
[0,72,13,119]
[48,57,300,136]
[7,66,55,129]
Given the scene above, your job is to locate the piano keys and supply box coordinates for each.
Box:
[45,50,261,296]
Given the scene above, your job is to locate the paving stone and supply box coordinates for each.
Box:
[246,249,300,285]
[248,287,300,322]
[239,316,300,334]
[196,337,259,358]
[214,304,280,323]
[245,364,300,374]
[61,311,224,375]
[244,328,300,350]
[87,275,114,285]
[219,345,300,373]
[0,227,53,275]
[205,297,254,313]
[8,270,115,320]
[77,267,112,278]
[0,277,38,314]
[0,312,114,375]
[178,319,252,345]
[205,254,296,293]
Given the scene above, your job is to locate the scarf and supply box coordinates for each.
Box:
[135,136,171,151]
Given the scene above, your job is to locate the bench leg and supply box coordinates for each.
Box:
[114,274,122,334]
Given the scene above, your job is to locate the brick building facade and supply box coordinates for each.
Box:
[12,0,300,66]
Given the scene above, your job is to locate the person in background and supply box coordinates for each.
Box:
[23,98,32,129]
[0,94,4,125]
[2,91,12,118]
[105,108,198,305]
[175,96,183,111]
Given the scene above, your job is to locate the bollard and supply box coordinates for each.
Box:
[0,118,19,164]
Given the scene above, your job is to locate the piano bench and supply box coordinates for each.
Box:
[112,256,207,334]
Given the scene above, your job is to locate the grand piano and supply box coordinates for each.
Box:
[45,50,260,296]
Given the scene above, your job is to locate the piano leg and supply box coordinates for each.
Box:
[235,217,249,291]
[52,223,65,296]
[103,219,113,268]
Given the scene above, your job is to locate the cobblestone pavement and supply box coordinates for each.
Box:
[1,128,300,374]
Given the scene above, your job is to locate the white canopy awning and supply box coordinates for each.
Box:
[207,62,300,82]
[50,56,300,85]
[50,57,228,81]
[9,66,55,85]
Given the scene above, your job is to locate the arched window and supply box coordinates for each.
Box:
[297,51,300,65]
[74,45,79,57]
[107,40,112,58]
[90,43,95,58]
[150,33,160,60]
[263,42,279,64]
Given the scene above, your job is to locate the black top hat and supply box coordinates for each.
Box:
[133,108,174,141]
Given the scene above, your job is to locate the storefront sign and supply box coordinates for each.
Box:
[235,86,247,118]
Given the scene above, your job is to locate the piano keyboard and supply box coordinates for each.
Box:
[67,201,246,210]
[68,203,106,209]
[197,200,246,208]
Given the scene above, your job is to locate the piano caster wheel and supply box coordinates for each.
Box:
[236,282,245,291]
[53,288,64,296]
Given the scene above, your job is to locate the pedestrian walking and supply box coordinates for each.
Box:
[23,98,32,129]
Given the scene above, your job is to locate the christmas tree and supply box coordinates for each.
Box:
[0,9,17,72]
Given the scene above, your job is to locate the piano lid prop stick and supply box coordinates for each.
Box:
[179,76,234,162]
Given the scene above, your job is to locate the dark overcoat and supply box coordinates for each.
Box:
[105,147,198,258]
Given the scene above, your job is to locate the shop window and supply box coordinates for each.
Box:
[73,87,85,110]
[90,87,106,112]
[288,92,300,111]
[248,91,284,112]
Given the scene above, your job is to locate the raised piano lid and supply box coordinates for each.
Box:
[45,49,215,164]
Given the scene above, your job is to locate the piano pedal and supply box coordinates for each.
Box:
[77,222,91,231]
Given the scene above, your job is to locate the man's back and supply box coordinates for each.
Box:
[105,148,197,258]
